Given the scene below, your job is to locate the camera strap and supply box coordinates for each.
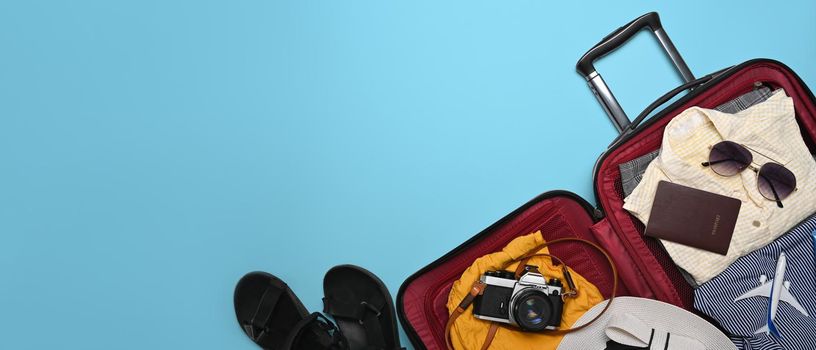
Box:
[444,237,619,350]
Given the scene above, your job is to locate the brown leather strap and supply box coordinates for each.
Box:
[445,281,486,350]
[444,237,619,350]
[480,324,499,350]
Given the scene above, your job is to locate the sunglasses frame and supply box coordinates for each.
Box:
[703,141,797,208]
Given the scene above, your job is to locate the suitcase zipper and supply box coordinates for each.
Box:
[592,207,604,220]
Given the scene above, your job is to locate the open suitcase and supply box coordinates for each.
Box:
[396,12,816,349]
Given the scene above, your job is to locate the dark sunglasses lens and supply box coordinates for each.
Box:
[757,163,796,201]
[709,141,752,176]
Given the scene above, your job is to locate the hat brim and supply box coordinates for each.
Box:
[557,297,736,350]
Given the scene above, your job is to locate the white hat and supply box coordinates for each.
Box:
[557,297,736,350]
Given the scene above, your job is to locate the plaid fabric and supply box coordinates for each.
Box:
[620,150,660,198]
[716,86,776,114]
[619,87,775,197]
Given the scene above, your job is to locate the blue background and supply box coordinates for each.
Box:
[1,1,814,349]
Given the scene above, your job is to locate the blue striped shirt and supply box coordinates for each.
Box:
[694,214,816,349]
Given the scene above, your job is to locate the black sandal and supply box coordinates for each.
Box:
[235,272,347,350]
[322,265,404,350]
[283,313,348,350]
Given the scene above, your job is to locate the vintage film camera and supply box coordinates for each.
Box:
[471,266,564,331]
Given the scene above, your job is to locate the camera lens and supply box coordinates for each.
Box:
[512,290,553,332]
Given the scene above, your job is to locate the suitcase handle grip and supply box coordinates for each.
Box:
[606,72,717,147]
[576,12,695,133]
[628,73,713,131]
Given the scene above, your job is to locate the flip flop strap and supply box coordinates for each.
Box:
[283,313,320,349]
[323,298,388,348]
[243,284,284,341]
[359,303,385,349]
[284,313,348,350]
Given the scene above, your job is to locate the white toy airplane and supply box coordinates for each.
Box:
[733,252,809,338]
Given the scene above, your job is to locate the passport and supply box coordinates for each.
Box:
[645,181,741,256]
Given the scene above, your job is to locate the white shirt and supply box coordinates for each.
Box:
[623,91,816,284]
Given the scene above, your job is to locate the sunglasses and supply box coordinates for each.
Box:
[701,141,796,208]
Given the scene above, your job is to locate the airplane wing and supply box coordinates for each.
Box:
[779,287,810,317]
[734,280,773,302]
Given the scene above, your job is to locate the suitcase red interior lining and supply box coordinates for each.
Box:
[594,61,816,309]
[399,194,621,348]
[398,60,816,350]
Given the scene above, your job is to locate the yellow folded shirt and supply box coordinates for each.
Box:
[446,231,603,350]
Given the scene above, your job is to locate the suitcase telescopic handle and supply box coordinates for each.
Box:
[576,12,695,134]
